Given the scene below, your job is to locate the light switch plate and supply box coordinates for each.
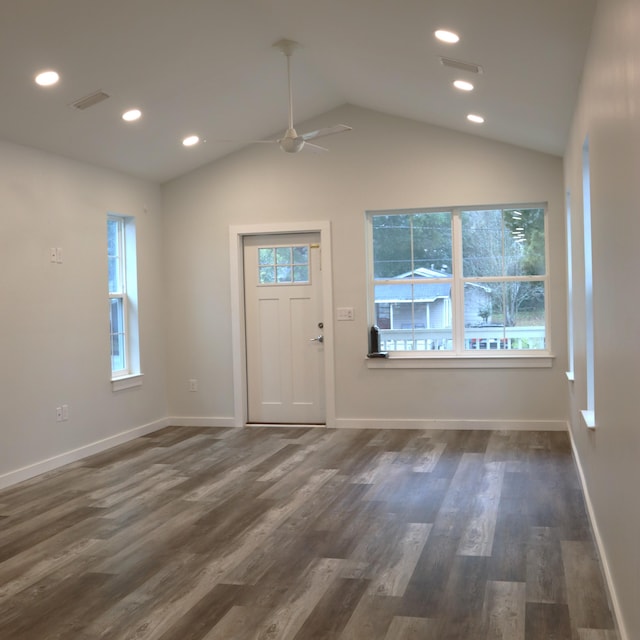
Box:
[337,307,354,321]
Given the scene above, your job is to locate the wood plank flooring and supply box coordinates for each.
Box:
[0,427,619,640]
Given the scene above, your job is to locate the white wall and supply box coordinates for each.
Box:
[0,140,168,487]
[162,105,568,428]
[564,1,640,638]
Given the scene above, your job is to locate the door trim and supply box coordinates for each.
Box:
[229,221,335,428]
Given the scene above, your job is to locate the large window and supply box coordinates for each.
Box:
[107,215,140,379]
[368,205,548,357]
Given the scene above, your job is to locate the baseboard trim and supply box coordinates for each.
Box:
[0,418,170,491]
[169,416,238,428]
[567,427,629,640]
[334,418,568,431]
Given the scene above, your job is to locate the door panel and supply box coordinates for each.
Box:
[244,233,325,424]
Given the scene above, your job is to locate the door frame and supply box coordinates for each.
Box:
[229,221,336,428]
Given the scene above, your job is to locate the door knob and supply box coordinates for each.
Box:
[310,335,324,343]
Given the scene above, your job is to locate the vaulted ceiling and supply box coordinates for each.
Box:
[1,0,595,183]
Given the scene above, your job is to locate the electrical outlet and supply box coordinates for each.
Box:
[188,379,198,392]
[62,404,69,421]
[50,248,58,263]
[56,406,63,422]
[56,247,63,264]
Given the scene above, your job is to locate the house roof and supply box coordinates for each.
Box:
[375,282,451,303]
[375,268,490,303]
[0,0,595,183]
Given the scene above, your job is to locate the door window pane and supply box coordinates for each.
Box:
[276,265,292,283]
[258,248,274,265]
[293,246,308,264]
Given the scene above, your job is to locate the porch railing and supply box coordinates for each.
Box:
[379,325,545,352]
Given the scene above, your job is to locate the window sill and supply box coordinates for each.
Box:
[111,373,143,391]
[366,353,554,369]
[581,409,596,430]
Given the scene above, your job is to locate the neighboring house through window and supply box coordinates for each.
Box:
[368,205,549,357]
[107,214,141,383]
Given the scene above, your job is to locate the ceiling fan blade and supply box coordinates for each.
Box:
[303,141,328,152]
[301,124,352,141]
[218,139,278,144]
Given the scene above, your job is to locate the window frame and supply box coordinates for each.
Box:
[366,204,553,368]
[108,214,141,386]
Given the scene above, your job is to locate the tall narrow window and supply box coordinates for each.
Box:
[565,190,575,380]
[107,215,140,381]
[582,138,595,427]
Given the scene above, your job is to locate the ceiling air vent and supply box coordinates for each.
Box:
[439,57,484,75]
[70,90,110,110]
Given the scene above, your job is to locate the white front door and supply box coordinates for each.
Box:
[243,233,325,424]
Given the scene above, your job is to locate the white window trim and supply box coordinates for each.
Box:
[367,354,554,369]
[582,137,596,427]
[111,373,144,391]
[565,190,575,383]
[108,214,141,386]
[366,203,552,368]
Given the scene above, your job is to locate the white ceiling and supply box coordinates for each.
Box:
[0,0,596,183]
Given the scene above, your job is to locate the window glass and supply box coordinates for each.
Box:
[293,246,308,264]
[276,247,292,265]
[373,281,453,352]
[461,208,545,278]
[258,248,274,265]
[463,281,546,350]
[411,212,453,275]
[107,218,123,294]
[110,298,126,372]
[372,213,451,279]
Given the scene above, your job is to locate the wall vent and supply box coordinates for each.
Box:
[439,57,484,75]
[70,90,110,110]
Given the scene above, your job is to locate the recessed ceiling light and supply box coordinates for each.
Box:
[435,30,460,44]
[122,109,142,122]
[467,114,485,124]
[182,135,200,147]
[453,80,474,92]
[35,70,60,87]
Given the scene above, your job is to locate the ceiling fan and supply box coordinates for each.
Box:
[247,39,352,153]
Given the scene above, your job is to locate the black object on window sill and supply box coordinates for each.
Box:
[368,324,388,358]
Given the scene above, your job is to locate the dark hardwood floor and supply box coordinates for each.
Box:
[0,426,619,639]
